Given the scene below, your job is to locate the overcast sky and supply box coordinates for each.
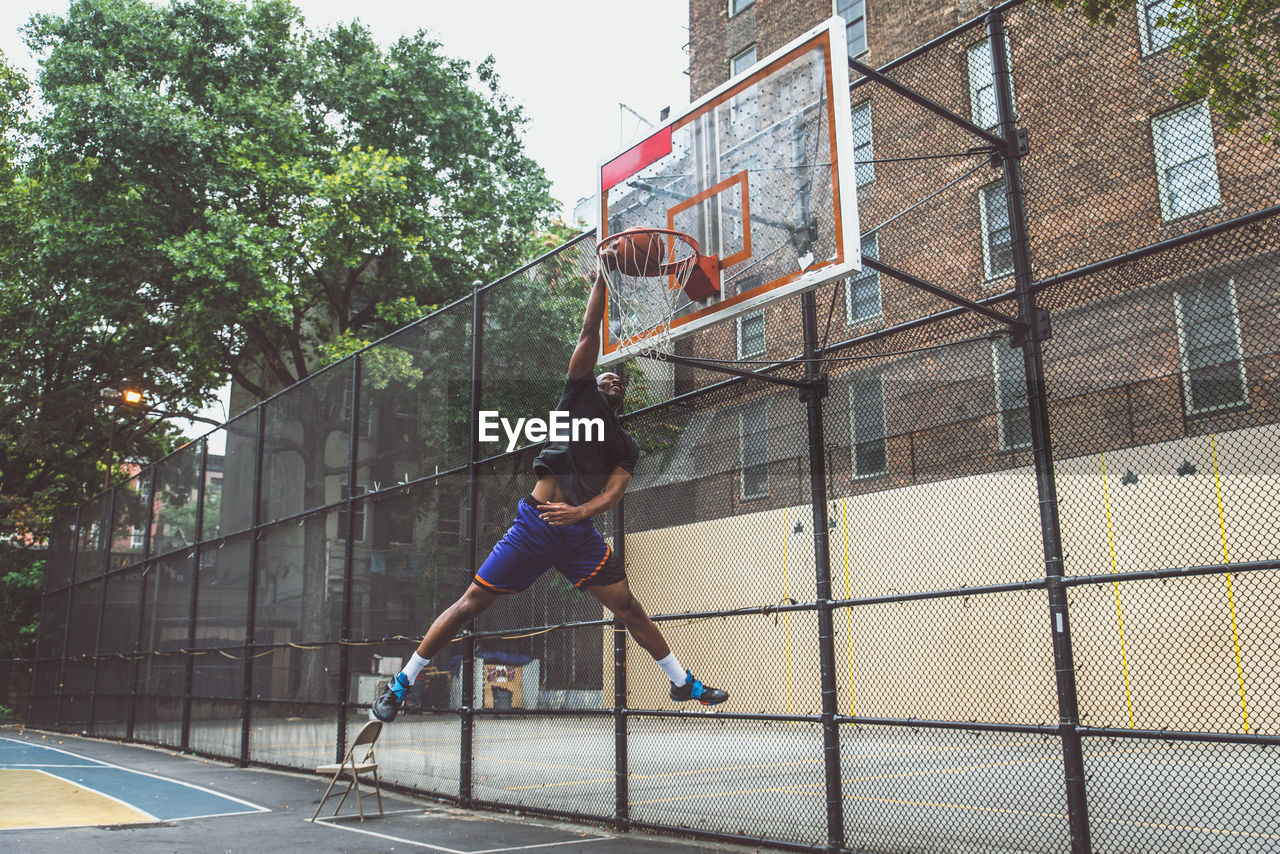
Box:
[1,0,692,222]
[2,1,691,438]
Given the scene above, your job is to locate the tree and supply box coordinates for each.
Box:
[1057,0,1280,141]
[23,0,557,700]
[3,51,183,663]
[27,0,557,406]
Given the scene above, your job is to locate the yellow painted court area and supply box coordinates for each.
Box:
[0,769,153,830]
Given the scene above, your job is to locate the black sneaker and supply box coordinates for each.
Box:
[371,672,411,722]
[669,670,728,706]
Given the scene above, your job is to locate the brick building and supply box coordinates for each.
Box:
[625,0,1280,529]
[609,1,1280,723]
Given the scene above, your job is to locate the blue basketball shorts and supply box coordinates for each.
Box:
[474,496,625,594]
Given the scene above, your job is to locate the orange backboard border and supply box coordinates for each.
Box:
[596,15,859,365]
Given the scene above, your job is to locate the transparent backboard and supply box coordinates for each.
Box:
[597,16,859,366]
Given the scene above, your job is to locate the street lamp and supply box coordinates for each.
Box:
[98,388,224,491]
[101,388,144,491]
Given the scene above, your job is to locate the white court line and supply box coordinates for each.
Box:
[166,809,278,823]
[471,839,611,853]
[0,736,270,814]
[313,808,424,822]
[307,818,470,853]
[0,763,104,768]
[308,817,612,853]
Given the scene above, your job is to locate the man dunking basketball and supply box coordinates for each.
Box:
[372,257,728,722]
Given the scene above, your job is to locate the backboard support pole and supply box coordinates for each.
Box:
[861,257,1027,332]
[641,351,817,390]
[848,57,1004,149]
[986,11,1091,854]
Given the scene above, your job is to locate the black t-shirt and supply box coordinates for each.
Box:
[532,374,640,507]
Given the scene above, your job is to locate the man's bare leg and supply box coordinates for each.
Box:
[587,580,728,705]
[414,583,501,659]
[371,583,501,721]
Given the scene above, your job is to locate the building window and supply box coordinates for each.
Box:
[993,342,1031,451]
[967,37,1014,132]
[1137,0,1178,55]
[337,484,366,543]
[1175,280,1248,416]
[729,0,753,16]
[381,498,416,548]
[836,0,867,58]
[130,526,145,550]
[846,233,881,324]
[393,405,417,449]
[730,45,758,128]
[851,100,874,187]
[738,309,766,358]
[979,182,1014,280]
[437,490,462,548]
[850,374,887,477]
[739,400,770,499]
[1152,101,1221,221]
[341,384,372,437]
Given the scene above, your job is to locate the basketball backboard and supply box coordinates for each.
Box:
[597,16,859,366]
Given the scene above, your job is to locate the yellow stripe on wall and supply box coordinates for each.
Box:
[1099,453,1136,728]
[782,507,793,715]
[1209,434,1250,734]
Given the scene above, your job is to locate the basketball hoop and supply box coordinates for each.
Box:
[596,227,720,361]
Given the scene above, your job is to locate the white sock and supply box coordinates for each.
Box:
[400,652,431,684]
[655,652,687,686]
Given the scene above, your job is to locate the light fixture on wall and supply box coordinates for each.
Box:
[1176,459,1198,476]
[1120,469,1140,486]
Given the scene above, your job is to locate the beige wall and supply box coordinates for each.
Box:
[616,423,1280,732]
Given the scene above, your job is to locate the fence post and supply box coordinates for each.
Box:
[54,505,81,729]
[800,291,844,853]
[337,356,363,763]
[987,12,1092,854]
[181,440,209,750]
[613,498,629,830]
[86,489,115,735]
[127,468,157,741]
[241,406,266,767]
[461,281,484,806]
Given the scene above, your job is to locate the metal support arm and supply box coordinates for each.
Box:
[642,351,817,389]
[849,57,1005,149]
[861,257,1028,332]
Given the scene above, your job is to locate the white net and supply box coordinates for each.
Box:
[598,229,701,362]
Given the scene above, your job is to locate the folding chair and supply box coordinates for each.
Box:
[311,719,385,821]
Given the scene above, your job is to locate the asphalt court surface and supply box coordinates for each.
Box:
[0,734,267,828]
[4,722,1277,852]
[0,726,751,853]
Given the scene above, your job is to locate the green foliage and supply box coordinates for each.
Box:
[1057,0,1280,141]
[0,49,28,172]
[26,0,557,407]
[2,3,558,662]
[0,548,43,660]
[0,48,185,555]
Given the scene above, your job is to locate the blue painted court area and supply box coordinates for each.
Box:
[0,736,268,826]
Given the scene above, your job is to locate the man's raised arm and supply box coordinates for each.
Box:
[568,261,609,381]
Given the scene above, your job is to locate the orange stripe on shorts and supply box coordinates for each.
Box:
[574,544,612,588]
[474,574,518,594]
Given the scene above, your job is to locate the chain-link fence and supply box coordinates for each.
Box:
[29,2,1280,852]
